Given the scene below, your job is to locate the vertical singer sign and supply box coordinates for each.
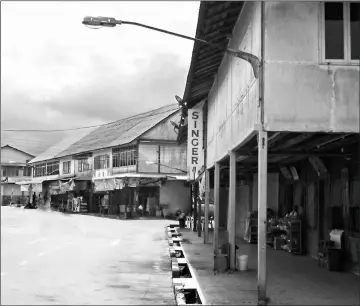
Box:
[187,101,204,181]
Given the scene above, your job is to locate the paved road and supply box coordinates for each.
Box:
[1,207,174,305]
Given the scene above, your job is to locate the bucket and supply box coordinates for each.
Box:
[237,255,248,271]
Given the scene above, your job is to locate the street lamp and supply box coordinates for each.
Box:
[145,161,187,174]
[82,16,260,79]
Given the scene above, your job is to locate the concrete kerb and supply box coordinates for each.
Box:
[166,225,206,305]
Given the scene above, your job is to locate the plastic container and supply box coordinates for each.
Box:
[237,255,248,271]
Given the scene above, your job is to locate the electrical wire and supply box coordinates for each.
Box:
[2,123,104,133]
[2,107,179,133]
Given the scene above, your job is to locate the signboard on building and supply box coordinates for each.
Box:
[21,184,30,192]
[187,100,205,181]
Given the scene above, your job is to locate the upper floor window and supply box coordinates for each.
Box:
[23,167,32,177]
[46,161,59,176]
[1,166,20,177]
[34,163,46,177]
[113,146,137,168]
[78,158,91,172]
[322,2,360,62]
[94,155,110,170]
[63,161,71,174]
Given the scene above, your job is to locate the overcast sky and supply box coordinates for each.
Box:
[1,1,199,155]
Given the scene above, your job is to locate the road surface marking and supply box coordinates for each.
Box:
[28,237,47,245]
[18,260,28,266]
[38,252,46,257]
[111,239,120,246]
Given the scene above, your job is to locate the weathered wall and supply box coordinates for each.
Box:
[207,2,261,167]
[159,180,190,215]
[264,2,360,133]
[138,143,187,174]
[235,185,251,239]
[252,173,279,213]
[1,146,33,164]
[1,184,21,196]
[140,111,181,141]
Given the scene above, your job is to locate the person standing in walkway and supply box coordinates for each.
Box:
[32,192,37,208]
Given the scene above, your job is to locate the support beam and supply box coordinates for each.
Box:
[257,130,268,303]
[197,181,202,238]
[193,183,197,232]
[204,169,210,244]
[213,162,220,271]
[272,133,313,151]
[229,150,237,271]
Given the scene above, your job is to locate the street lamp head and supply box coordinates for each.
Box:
[145,161,156,165]
[82,16,118,27]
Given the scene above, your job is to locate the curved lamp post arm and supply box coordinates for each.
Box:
[82,16,260,79]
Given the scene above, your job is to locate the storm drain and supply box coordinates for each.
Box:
[166,225,204,305]
[175,289,202,305]
[179,263,192,278]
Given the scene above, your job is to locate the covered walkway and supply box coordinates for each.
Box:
[179,229,360,305]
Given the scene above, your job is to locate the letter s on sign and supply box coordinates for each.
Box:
[192,111,199,119]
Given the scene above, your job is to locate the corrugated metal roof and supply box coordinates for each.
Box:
[55,104,179,158]
[177,1,244,144]
[29,128,97,164]
[183,1,244,107]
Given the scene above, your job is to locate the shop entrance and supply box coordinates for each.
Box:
[138,187,159,216]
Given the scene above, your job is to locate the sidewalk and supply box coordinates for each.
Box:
[179,228,360,305]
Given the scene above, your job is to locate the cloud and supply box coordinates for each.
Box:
[43,52,187,121]
[1,1,199,156]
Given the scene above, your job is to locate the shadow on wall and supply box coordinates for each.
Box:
[160,180,190,216]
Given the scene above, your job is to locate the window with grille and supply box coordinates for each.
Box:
[34,163,46,177]
[63,161,71,174]
[112,146,137,168]
[78,159,91,172]
[46,161,59,176]
[1,167,21,177]
[322,2,360,61]
[94,155,110,170]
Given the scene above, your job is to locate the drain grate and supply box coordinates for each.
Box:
[167,225,203,305]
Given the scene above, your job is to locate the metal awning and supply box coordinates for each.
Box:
[57,174,76,180]
[74,176,93,181]
[93,173,168,181]
[167,174,188,181]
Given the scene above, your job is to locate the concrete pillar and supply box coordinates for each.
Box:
[229,150,237,270]
[197,181,202,237]
[193,183,197,232]
[213,162,220,271]
[257,130,268,304]
[204,169,210,244]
